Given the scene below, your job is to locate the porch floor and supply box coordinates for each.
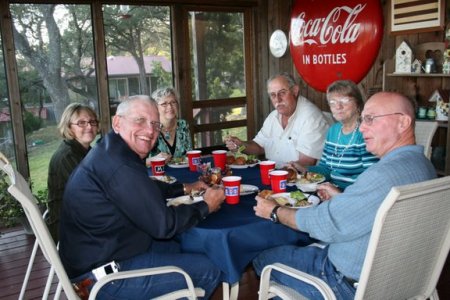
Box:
[1,226,448,300]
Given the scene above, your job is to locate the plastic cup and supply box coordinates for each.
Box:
[150,157,166,176]
[222,176,242,204]
[212,150,227,171]
[187,150,202,172]
[259,160,276,185]
[269,170,288,193]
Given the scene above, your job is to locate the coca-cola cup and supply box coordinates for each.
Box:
[187,150,202,172]
[150,157,166,176]
[212,150,227,171]
[259,160,276,185]
[269,170,288,193]
[222,176,242,205]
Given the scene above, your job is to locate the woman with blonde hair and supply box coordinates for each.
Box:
[47,103,99,241]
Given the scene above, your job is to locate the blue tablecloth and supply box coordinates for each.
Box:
[163,158,313,284]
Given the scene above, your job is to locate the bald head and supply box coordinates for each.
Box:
[360,92,416,158]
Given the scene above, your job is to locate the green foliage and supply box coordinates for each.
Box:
[23,111,42,134]
[152,61,173,88]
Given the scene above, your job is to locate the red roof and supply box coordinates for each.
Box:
[106,55,171,76]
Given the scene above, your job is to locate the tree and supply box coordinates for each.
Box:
[103,5,171,96]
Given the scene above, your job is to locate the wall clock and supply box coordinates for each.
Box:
[269,30,288,58]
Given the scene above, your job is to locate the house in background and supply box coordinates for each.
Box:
[106,55,172,103]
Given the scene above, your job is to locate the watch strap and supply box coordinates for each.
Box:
[270,205,281,223]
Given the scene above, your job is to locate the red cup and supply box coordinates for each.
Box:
[259,160,276,185]
[269,170,288,193]
[187,150,202,171]
[222,176,242,204]
[212,150,227,171]
[150,157,166,176]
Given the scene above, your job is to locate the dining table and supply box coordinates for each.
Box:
[159,156,315,300]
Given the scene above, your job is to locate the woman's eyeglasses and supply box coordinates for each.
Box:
[328,97,352,107]
[71,120,99,127]
[158,101,178,108]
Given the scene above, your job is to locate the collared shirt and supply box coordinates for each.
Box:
[59,130,209,278]
[296,145,436,280]
[253,96,329,164]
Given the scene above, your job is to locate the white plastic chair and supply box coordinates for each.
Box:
[415,120,438,159]
[0,152,204,300]
[258,175,450,300]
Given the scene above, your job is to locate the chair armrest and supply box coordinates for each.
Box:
[259,263,336,300]
[88,265,204,300]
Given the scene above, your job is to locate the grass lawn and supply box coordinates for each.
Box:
[27,125,60,193]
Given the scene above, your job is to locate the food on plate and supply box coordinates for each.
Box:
[169,157,187,165]
[290,190,306,200]
[273,196,290,206]
[226,145,259,166]
[257,189,274,199]
[226,155,236,165]
[234,156,247,165]
[298,172,325,184]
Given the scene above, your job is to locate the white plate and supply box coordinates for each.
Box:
[166,195,204,207]
[167,163,189,168]
[270,192,320,208]
[150,175,177,184]
[240,184,259,196]
[229,160,260,169]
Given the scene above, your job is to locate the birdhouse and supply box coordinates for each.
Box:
[411,59,422,73]
[428,89,449,121]
[395,41,413,73]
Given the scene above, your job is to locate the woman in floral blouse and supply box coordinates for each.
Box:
[149,87,192,160]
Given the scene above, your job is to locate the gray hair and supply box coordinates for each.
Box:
[326,80,365,112]
[116,95,156,116]
[151,87,179,104]
[267,72,297,89]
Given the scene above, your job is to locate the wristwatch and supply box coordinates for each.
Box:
[270,205,281,223]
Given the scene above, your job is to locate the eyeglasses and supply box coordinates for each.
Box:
[158,101,178,108]
[359,113,404,126]
[269,88,290,100]
[119,116,163,131]
[71,120,99,127]
[328,97,352,107]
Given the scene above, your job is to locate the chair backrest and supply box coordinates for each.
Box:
[0,152,80,300]
[414,121,438,159]
[355,176,450,300]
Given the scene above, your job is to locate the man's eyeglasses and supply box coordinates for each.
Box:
[158,101,178,108]
[119,116,163,131]
[359,113,404,126]
[328,97,352,107]
[269,88,290,100]
[71,120,99,127]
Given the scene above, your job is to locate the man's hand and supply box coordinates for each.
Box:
[203,185,225,213]
[317,182,341,201]
[224,136,242,152]
[254,195,277,219]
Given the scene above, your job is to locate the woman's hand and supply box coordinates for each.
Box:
[286,161,307,174]
[316,182,341,201]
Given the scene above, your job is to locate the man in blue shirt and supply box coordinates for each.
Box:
[253,92,436,299]
[59,95,224,299]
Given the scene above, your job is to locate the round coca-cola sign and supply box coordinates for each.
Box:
[290,0,383,92]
